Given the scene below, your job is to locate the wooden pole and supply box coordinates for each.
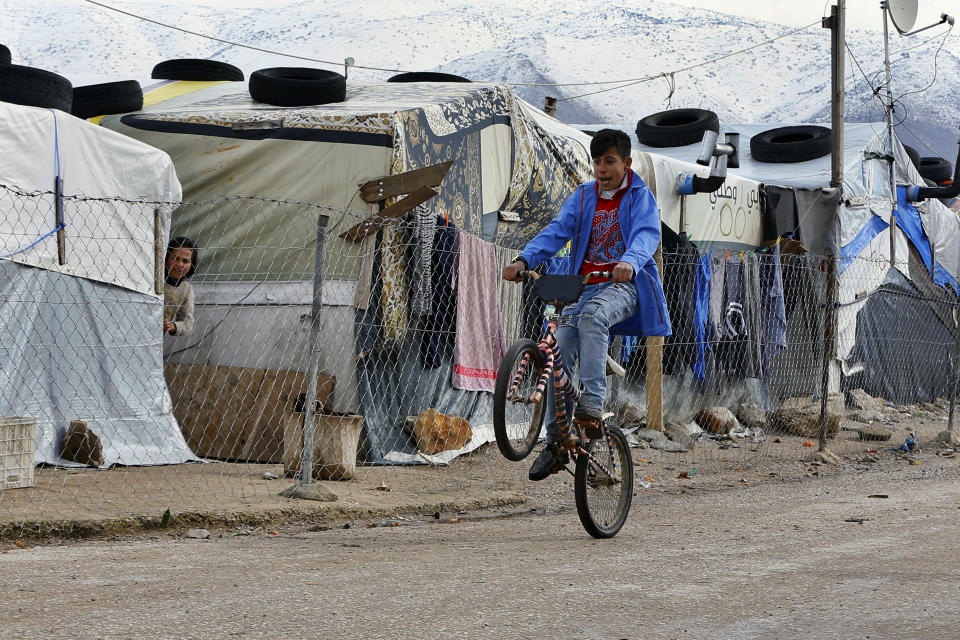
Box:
[54,176,66,265]
[645,245,664,432]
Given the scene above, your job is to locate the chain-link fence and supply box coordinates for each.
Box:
[2,184,957,536]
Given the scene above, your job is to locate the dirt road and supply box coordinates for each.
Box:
[3,463,958,640]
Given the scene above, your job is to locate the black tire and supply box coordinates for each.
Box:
[903,145,921,169]
[0,63,72,112]
[635,108,719,147]
[72,80,143,119]
[151,58,244,81]
[918,156,953,183]
[750,125,832,163]
[493,339,546,461]
[249,67,346,107]
[575,424,633,539]
[387,72,471,83]
[0,44,11,65]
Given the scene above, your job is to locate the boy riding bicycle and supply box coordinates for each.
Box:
[501,129,672,481]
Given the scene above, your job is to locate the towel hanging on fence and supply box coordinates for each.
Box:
[452,230,506,392]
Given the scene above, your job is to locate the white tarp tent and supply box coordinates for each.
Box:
[589,119,960,407]
[0,101,196,467]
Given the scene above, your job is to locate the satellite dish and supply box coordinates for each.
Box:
[887,0,919,33]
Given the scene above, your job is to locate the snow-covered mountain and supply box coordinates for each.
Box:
[5,0,960,161]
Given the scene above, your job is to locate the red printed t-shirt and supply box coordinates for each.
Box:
[579,171,631,283]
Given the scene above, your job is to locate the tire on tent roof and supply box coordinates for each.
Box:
[903,145,921,169]
[750,125,832,163]
[249,67,346,107]
[918,156,953,183]
[151,58,244,81]
[0,44,11,65]
[387,72,471,83]
[0,64,72,112]
[72,80,143,119]
[635,108,719,147]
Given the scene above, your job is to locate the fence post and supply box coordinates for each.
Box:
[154,208,164,295]
[949,305,960,432]
[645,244,664,432]
[300,212,329,485]
[818,255,838,451]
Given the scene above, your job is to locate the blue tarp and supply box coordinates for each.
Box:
[894,187,960,295]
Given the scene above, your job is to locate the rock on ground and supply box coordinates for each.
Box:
[769,405,841,439]
[736,403,767,430]
[848,388,883,412]
[695,407,737,435]
[858,425,893,441]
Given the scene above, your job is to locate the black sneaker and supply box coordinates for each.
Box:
[528,443,569,481]
[573,409,603,440]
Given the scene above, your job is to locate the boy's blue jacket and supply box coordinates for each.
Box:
[518,170,672,337]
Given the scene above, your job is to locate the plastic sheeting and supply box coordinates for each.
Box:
[843,267,956,404]
[0,262,197,467]
[0,102,180,297]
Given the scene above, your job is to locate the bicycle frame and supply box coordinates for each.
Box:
[506,309,622,484]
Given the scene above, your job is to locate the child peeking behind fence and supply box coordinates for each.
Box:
[163,236,197,337]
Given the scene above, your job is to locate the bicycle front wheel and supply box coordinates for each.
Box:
[493,339,546,461]
[574,424,634,538]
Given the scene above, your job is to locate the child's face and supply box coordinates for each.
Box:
[166,247,193,280]
[592,145,631,192]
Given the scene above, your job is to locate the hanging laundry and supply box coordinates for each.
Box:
[663,235,699,374]
[708,251,726,342]
[691,252,712,381]
[380,225,410,345]
[739,252,764,379]
[452,230,506,392]
[421,216,458,368]
[723,254,746,340]
[760,242,788,377]
[408,203,436,318]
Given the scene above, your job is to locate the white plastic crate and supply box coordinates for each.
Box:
[1,417,35,490]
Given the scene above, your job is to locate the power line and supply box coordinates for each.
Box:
[557,19,823,102]
[82,0,407,73]
[83,0,821,95]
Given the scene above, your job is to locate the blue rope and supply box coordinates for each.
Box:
[1,110,66,260]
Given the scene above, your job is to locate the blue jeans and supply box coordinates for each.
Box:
[544,281,639,443]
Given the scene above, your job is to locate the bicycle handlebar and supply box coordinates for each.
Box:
[516,270,615,282]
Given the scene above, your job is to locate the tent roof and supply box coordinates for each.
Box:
[134,80,524,132]
[579,122,887,189]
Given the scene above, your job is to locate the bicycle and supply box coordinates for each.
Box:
[493,270,634,538]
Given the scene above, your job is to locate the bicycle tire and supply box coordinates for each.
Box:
[493,339,546,461]
[574,425,633,538]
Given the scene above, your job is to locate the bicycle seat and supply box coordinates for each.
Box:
[532,274,588,306]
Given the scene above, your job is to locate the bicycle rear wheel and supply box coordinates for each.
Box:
[493,339,546,461]
[574,424,634,538]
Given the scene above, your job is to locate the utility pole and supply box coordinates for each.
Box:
[882,1,898,264]
[824,0,845,190]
